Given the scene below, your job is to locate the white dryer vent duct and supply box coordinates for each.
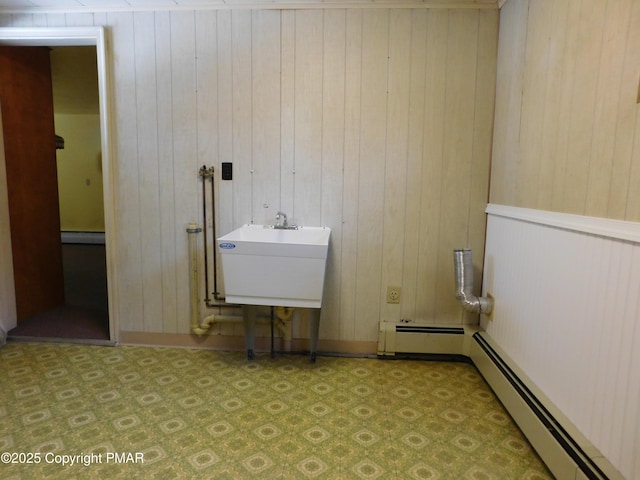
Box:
[453,248,493,315]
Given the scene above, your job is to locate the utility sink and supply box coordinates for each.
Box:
[217,224,331,308]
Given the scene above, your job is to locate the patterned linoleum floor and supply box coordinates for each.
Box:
[0,343,554,479]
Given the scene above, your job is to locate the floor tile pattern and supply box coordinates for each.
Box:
[0,343,554,479]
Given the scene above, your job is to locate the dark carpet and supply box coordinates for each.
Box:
[8,243,110,342]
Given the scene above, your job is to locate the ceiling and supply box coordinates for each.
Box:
[0,0,498,13]
[1,0,222,10]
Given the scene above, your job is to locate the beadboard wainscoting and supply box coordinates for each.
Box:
[482,204,640,480]
[0,6,497,347]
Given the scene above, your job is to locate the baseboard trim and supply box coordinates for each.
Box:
[119,330,377,356]
[119,331,248,350]
[470,332,623,480]
[61,231,105,245]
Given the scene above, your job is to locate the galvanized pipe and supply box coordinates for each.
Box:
[453,248,493,315]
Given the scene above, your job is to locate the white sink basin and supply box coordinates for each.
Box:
[217,224,331,308]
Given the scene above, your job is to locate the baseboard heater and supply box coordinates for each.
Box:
[377,322,622,480]
[471,332,622,480]
[377,322,478,357]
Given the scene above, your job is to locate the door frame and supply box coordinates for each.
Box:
[0,27,118,342]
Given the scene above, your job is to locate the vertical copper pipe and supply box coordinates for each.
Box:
[210,168,220,299]
[200,166,211,304]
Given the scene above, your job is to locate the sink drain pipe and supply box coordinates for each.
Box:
[453,248,493,315]
[274,306,295,352]
[188,222,247,335]
[187,222,290,338]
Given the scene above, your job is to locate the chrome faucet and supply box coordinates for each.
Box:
[274,211,288,229]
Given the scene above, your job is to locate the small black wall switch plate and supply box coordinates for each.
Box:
[221,162,232,180]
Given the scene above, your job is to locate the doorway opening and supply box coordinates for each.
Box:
[0,28,117,345]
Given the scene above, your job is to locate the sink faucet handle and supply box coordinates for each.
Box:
[275,211,288,227]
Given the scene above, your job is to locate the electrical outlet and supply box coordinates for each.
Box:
[386,286,401,304]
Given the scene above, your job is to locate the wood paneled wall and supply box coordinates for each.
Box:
[0,7,498,343]
[491,0,640,222]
